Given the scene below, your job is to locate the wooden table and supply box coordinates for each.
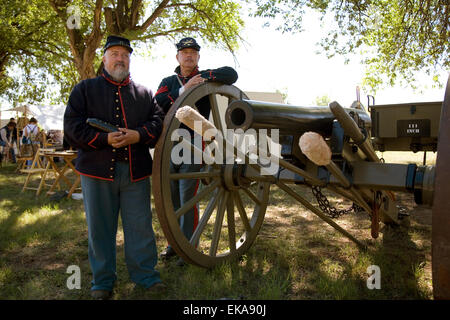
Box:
[43,151,81,198]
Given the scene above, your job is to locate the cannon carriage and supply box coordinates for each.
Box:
[152,76,450,299]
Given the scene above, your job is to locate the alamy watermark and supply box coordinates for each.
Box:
[170,122,280,175]
[66,265,81,290]
[366,265,381,290]
[66,5,81,30]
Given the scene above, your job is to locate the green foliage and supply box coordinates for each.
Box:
[0,0,71,104]
[1,0,244,105]
[314,94,331,106]
[275,88,289,103]
[250,0,449,91]
[137,0,244,53]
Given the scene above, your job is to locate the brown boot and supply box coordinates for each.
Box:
[91,290,112,300]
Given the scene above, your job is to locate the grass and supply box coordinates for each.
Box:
[0,151,434,299]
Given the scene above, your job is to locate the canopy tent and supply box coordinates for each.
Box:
[4,105,37,117]
[4,104,65,131]
[0,119,12,127]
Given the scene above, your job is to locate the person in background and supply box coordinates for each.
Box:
[23,117,41,144]
[0,121,17,163]
[22,117,42,166]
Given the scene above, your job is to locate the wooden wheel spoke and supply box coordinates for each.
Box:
[176,138,215,165]
[170,171,220,180]
[209,191,229,257]
[209,93,224,135]
[154,83,270,268]
[226,195,236,253]
[175,179,220,219]
[189,189,223,246]
[233,191,252,233]
[243,187,262,206]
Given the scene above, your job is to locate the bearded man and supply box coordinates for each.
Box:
[64,35,165,299]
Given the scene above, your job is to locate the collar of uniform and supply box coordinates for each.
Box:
[102,69,131,87]
[175,65,199,78]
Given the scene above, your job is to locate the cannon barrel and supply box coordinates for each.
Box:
[225,99,371,136]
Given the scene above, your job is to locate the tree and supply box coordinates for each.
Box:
[250,0,449,91]
[314,94,331,106]
[1,0,244,105]
[0,0,71,103]
[48,0,244,82]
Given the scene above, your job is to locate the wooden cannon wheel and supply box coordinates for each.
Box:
[432,74,450,299]
[153,83,271,268]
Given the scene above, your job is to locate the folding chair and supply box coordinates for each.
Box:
[20,148,57,196]
[15,155,34,172]
[16,143,36,172]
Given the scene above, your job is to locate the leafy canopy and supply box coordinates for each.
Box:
[1,0,244,105]
[250,0,449,91]
[0,0,71,104]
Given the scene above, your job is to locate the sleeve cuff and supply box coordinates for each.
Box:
[136,126,156,145]
[88,132,109,149]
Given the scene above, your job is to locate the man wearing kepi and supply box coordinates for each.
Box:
[64,35,165,299]
[155,37,238,264]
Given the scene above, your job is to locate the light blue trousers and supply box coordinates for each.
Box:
[81,162,161,291]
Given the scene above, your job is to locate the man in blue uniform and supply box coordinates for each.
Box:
[64,35,165,299]
[155,37,238,265]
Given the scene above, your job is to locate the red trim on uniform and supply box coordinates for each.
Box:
[102,72,135,180]
[117,88,128,128]
[177,67,200,85]
[77,169,114,181]
[155,86,168,96]
[180,67,199,78]
[168,94,174,103]
[131,174,151,183]
[128,147,133,180]
[102,73,131,86]
[193,179,200,232]
[88,132,100,149]
[143,126,155,139]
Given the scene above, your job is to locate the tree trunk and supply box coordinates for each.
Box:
[49,0,103,81]
[0,53,9,80]
[49,0,170,81]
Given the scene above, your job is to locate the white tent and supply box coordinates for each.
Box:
[0,119,11,128]
[4,105,37,116]
[5,104,65,131]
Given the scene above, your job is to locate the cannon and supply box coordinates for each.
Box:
[152,76,450,299]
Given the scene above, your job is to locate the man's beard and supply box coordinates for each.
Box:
[107,64,129,82]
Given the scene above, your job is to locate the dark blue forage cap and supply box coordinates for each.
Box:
[103,35,133,53]
[176,37,201,51]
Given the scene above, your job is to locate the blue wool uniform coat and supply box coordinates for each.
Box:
[64,71,164,181]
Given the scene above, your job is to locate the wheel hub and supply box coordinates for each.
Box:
[223,164,251,190]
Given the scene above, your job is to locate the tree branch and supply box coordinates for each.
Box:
[130,0,143,27]
[138,0,170,32]
[136,27,200,40]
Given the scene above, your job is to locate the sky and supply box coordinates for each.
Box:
[130,9,448,108]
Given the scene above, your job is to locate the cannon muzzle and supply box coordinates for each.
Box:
[225,99,371,136]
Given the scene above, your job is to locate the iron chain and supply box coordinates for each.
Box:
[312,186,364,218]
